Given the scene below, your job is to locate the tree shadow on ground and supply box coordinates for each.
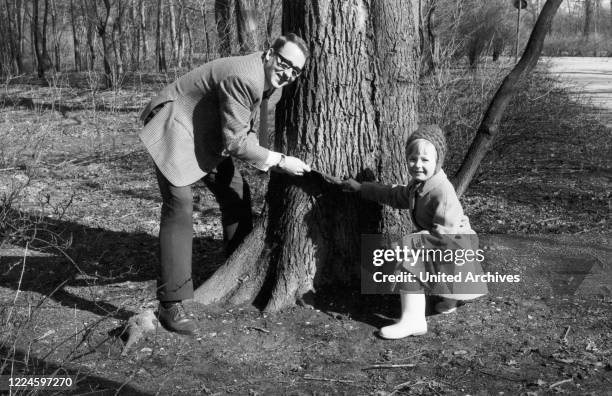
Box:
[303,287,450,331]
[0,345,152,395]
[1,209,224,321]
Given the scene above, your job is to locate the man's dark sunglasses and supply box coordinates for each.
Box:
[274,52,303,78]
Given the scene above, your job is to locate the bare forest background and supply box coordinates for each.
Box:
[1,0,611,393]
[2,0,612,86]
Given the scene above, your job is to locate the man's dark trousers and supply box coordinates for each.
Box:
[154,157,253,302]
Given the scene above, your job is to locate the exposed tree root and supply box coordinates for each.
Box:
[193,213,268,305]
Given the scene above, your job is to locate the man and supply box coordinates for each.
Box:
[140,34,311,335]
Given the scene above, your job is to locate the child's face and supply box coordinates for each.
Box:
[407,140,437,182]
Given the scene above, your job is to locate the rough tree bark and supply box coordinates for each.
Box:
[194,0,419,312]
[69,0,82,71]
[32,0,53,77]
[50,0,60,72]
[17,0,26,73]
[176,0,185,68]
[215,0,235,56]
[583,0,592,38]
[3,0,25,74]
[130,0,140,69]
[80,1,96,70]
[168,0,178,64]
[156,0,167,72]
[264,0,281,48]
[41,0,53,72]
[199,1,211,62]
[419,0,438,76]
[112,0,126,79]
[235,0,258,54]
[89,0,118,88]
[140,0,148,62]
[452,0,563,197]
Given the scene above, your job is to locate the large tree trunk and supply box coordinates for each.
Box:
[194,0,419,312]
[452,0,563,197]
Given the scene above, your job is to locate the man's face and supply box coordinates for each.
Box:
[265,42,307,89]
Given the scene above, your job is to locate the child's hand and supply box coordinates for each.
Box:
[342,178,361,192]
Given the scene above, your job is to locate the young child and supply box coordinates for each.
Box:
[343,125,487,339]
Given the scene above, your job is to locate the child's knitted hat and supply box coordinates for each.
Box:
[405,124,447,173]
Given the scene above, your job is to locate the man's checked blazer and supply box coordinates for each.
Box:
[139,52,271,187]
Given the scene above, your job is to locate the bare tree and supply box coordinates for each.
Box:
[85,0,119,87]
[32,0,53,77]
[80,1,96,70]
[112,0,127,79]
[181,0,194,65]
[2,0,25,74]
[49,0,60,71]
[194,0,420,311]
[140,0,149,62]
[420,0,439,75]
[199,0,212,62]
[69,0,82,71]
[583,0,593,38]
[263,0,281,47]
[156,0,168,72]
[453,0,563,197]
[129,0,140,68]
[235,0,258,53]
[168,0,179,63]
[176,0,185,67]
[215,0,235,56]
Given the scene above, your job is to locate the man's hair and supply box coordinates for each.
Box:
[271,33,310,59]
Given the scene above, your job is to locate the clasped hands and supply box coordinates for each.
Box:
[272,155,362,194]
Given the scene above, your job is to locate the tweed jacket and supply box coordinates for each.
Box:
[360,170,473,236]
[139,52,271,187]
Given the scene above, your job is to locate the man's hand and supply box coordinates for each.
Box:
[274,155,311,176]
[341,178,361,192]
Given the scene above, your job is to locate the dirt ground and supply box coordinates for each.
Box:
[0,63,611,395]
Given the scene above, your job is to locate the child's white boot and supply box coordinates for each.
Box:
[379,293,427,339]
